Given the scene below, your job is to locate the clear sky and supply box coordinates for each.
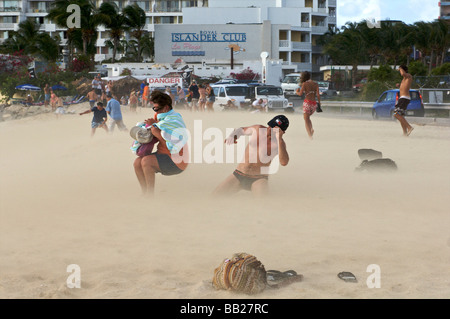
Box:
[337,0,440,27]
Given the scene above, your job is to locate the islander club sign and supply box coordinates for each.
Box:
[172,31,247,43]
[171,30,247,56]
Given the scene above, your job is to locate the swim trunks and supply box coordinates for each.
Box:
[155,153,183,176]
[303,99,317,115]
[91,121,105,129]
[394,97,410,116]
[233,169,269,191]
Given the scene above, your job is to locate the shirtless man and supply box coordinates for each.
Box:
[213,115,289,197]
[87,89,98,108]
[395,65,414,136]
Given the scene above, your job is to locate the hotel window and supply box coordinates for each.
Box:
[1,1,20,11]
[159,1,180,12]
[2,16,17,23]
[182,1,198,8]
[136,1,151,12]
[161,16,175,24]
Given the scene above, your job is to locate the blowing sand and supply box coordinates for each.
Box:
[1,102,449,299]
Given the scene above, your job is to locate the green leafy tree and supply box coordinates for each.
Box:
[47,0,110,62]
[0,20,60,62]
[123,4,147,62]
[99,2,127,63]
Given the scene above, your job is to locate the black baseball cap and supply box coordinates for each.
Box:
[267,115,289,132]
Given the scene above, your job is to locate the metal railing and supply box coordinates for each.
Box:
[320,101,450,117]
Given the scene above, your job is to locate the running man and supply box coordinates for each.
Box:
[395,65,414,136]
[79,102,108,137]
[213,115,289,197]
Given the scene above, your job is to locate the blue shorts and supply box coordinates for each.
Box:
[45,94,50,101]
[91,121,105,129]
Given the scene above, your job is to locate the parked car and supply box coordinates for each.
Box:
[248,85,293,111]
[317,81,337,96]
[211,84,251,109]
[372,89,424,119]
[352,78,368,93]
[281,73,301,97]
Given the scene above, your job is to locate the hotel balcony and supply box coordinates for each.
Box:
[281,61,313,70]
[279,40,312,51]
[0,23,17,30]
[311,25,328,33]
[0,7,21,13]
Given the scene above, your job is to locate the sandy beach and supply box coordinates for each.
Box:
[1,101,449,299]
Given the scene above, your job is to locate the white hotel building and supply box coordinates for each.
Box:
[1,0,336,78]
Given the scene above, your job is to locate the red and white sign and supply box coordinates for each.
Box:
[147,77,183,87]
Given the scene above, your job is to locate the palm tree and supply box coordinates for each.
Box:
[123,3,147,62]
[338,21,367,86]
[429,20,449,70]
[47,0,110,60]
[413,21,433,69]
[99,2,127,63]
[1,20,60,62]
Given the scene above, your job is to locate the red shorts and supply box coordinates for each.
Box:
[303,100,317,115]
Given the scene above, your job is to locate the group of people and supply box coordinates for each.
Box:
[134,80,216,113]
[131,65,416,198]
[295,66,414,139]
[43,83,64,112]
[80,91,127,137]
[185,80,215,112]
[130,89,289,198]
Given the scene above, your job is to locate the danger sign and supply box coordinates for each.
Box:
[147,77,182,87]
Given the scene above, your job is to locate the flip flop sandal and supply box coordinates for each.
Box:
[267,270,303,288]
[338,271,357,283]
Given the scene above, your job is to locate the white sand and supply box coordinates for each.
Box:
[1,102,449,299]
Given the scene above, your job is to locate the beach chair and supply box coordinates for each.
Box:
[68,96,85,105]
[63,95,78,105]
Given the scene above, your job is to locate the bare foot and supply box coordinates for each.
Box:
[406,126,414,136]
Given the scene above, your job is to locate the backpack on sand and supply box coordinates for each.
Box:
[212,253,303,295]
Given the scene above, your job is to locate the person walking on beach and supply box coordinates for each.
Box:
[79,101,108,136]
[198,84,207,112]
[133,90,189,196]
[189,80,200,111]
[129,91,138,112]
[44,84,50,107]
[50,89,58,111]
[205,83,215,112]
[213,115,290,197]
[105,92,127,133]
[142,83,150,108]
[87,89,98,108]
[296,71,320,140]
[395,65,414,136]
[176,86,186,109]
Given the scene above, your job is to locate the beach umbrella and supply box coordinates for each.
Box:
[52,84,68,91]
[15,84,41,91]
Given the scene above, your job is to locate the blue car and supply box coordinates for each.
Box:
[372,89,424,119]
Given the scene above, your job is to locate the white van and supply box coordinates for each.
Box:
[281,73,301,97]
[211,84,251,109]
